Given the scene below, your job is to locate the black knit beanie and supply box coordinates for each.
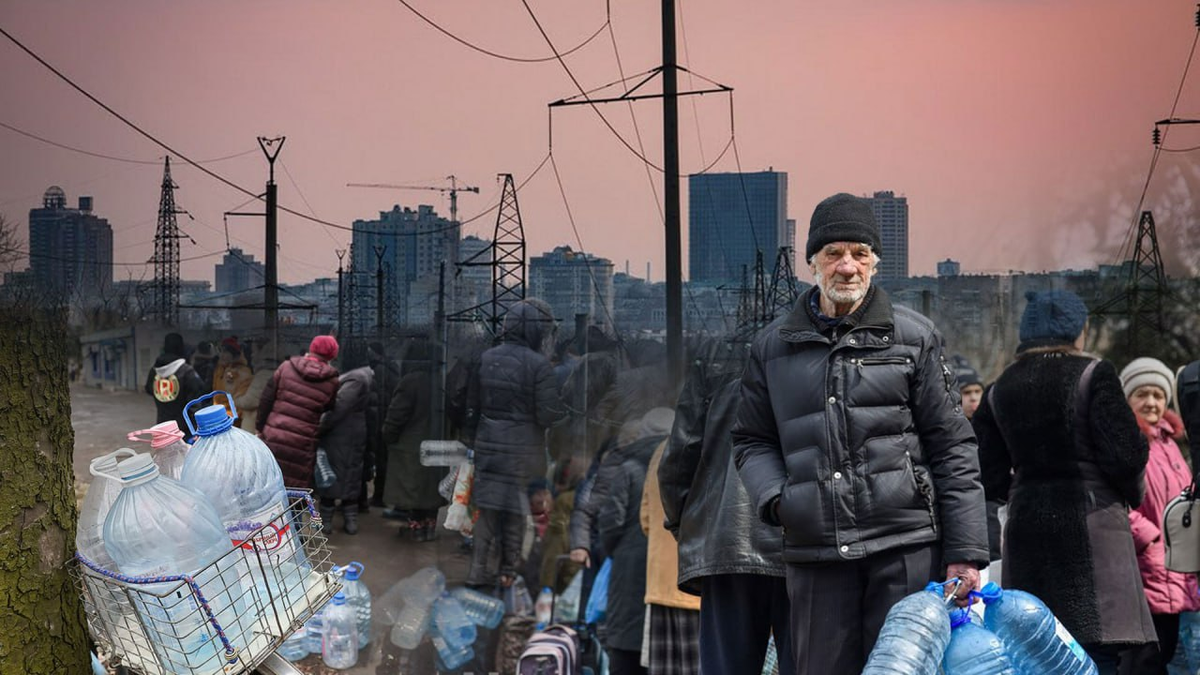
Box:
[805,193,883,262]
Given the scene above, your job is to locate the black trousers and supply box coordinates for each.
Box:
[785,542,942,674]
[608,647,648,675]
[468,508,525,586]
[1117,613,1180,675]
[698,574,793,675]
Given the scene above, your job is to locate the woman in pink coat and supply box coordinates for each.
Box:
[1120,357,1198,675]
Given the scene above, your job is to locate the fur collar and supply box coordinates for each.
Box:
[1135,409,1184,441]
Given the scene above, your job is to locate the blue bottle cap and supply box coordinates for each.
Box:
[332,592,346,605]
[192,404,233,436]
[978,582,1003,604]
[345,561,364,581]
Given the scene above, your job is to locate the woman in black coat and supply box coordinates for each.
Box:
[974,291,1153,673]
[317,365,375,534]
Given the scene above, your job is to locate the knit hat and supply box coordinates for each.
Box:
[163,332,185,357]
[309,335,339,361]
[956,367,983,390]
[1120,357,1175,406]
[806,193,883,262]
[220,337,241,355]
[1017,290,1089,349]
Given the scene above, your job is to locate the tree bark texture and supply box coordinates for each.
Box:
[0,306,89,673]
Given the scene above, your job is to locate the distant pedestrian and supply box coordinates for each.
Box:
[317,363,374,534]
[466,299,566,588]
[734,193,989,674]
[957,366,984,421]
[237,352,279,433]
[257,335,340,489]
[144,332,206,441]
[975,290,1154,673]
[1118,357,1198,675]
[381,339,445,541]
[367,341,402,509]
[191,341,217,395]
[213,337,253,426]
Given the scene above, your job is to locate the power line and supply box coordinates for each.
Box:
[4,246,224,268]
[279,159,343,246]
[393,0,610,64]
[548,153,619,332]
[1160,143,1200,152]
[0,119,258,165]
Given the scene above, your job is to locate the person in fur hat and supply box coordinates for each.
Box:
[974,291,1154,673]
[1118,357,1198,675]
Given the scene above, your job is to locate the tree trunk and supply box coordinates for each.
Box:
[0,305,89,673]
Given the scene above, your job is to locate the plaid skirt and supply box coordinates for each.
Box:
[648,604,701,675]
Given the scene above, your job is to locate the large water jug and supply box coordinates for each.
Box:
[433,593,477,649]
[419,440,470,466]
[432,633,475,671]
[336,562,371,648]
[943,608,1017,675]
[100,452,248,675]
[322,592,358,669]
[128,421,190,480]
[180,394,308,610]
[399,567,446,607]
[450,587,504,629]
[977,583,1097,675]
[862,582,953,675]
[277,627,308,662]
[389,601,432,650]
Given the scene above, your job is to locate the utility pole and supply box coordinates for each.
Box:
[432,261,447,439]
[662,0,683,387]
[336,249,347,338]
[258,136,285,354]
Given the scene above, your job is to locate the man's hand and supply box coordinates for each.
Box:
[569,548,591,568]
[945,562,981,607]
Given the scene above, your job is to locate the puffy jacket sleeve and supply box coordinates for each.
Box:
[319,374,363,437]
[659,361,709,538]
[534,357,567,429]
[1128,507,1160,553]
[1087,360,1149,507]
[911,331,989,568]
[733,333,787,526]
[568,472,597,552]
[598,463,633,554]
[256,368,281,432]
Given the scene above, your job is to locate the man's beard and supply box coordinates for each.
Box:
[814,267,870,306]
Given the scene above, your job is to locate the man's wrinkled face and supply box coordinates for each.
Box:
[810,242,877,306]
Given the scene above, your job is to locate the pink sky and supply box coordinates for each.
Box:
[2,0,1198,286]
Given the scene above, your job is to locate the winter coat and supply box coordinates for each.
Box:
[733,287,989,567]
[237,368,274,433]
[258,355,339,489]
[975,352,1154,647]
[213,354,253,424]
[642,443,701,610]
[381,368,447,511]
[317,366,374,502]
[568,444,614,556]
[471,299,567,513]
[659,346,784,595]
[144,354,207,441]
[597,434,664,652]
[1128,410,1200,615]
[539,489,579,591]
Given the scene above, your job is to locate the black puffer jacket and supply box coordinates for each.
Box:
[659,340,784,595]
[734,287,989,567]
[472,299,567,513]
[317,366,374,501]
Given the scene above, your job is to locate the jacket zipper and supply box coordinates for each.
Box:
[854,356,911,369]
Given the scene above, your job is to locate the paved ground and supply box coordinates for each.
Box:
[71,384,472,674]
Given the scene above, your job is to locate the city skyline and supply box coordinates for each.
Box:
[2,1,1199,288]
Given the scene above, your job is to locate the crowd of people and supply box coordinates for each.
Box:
[140,191,1200,675]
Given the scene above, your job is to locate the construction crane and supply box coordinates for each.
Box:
[346,175,480,224]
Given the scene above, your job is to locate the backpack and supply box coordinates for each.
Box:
[517,624,581,675]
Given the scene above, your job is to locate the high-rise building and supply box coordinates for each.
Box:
[868,191,909,280]
[529,245,614,329]
[688,171,790,284]
[28,186,113,298]
[214,248,265,293]
[351,204,459,327]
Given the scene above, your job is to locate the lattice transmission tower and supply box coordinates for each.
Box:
[152,157,188,326]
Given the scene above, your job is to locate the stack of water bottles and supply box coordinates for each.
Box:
[863,580,1099,675]
[73,392,337,675]
[377,567,506,669]
[279,561,373,669]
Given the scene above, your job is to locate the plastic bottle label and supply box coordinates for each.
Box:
[1054,618,1089,663]
[227,504,295,558]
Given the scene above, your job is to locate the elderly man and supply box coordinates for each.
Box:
[733,193,989,673]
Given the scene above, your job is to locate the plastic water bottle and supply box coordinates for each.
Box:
[306,604,327,654]
[419,440,470,466]
[389,601,432,649]
[862,582,953,675]
[504,576,534,616]
[433,593,477,649]
[432,634,475,671]
[337,562,371,649]
[180,395,309,611]
[978,583,1098,675]
[450,587,505,629]
[322,592,358,669]
[100,452,248,675]
[943,608,1017,674]
[278,627,309,662]
[535,585,554,629]
[127,421,190,480]
[399,567,446,607]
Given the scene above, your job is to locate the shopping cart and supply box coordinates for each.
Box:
[71,490,341,675]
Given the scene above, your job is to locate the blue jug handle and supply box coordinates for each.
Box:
[182,390,235,437]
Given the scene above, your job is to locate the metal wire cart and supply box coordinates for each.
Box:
[71,491,341,675]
